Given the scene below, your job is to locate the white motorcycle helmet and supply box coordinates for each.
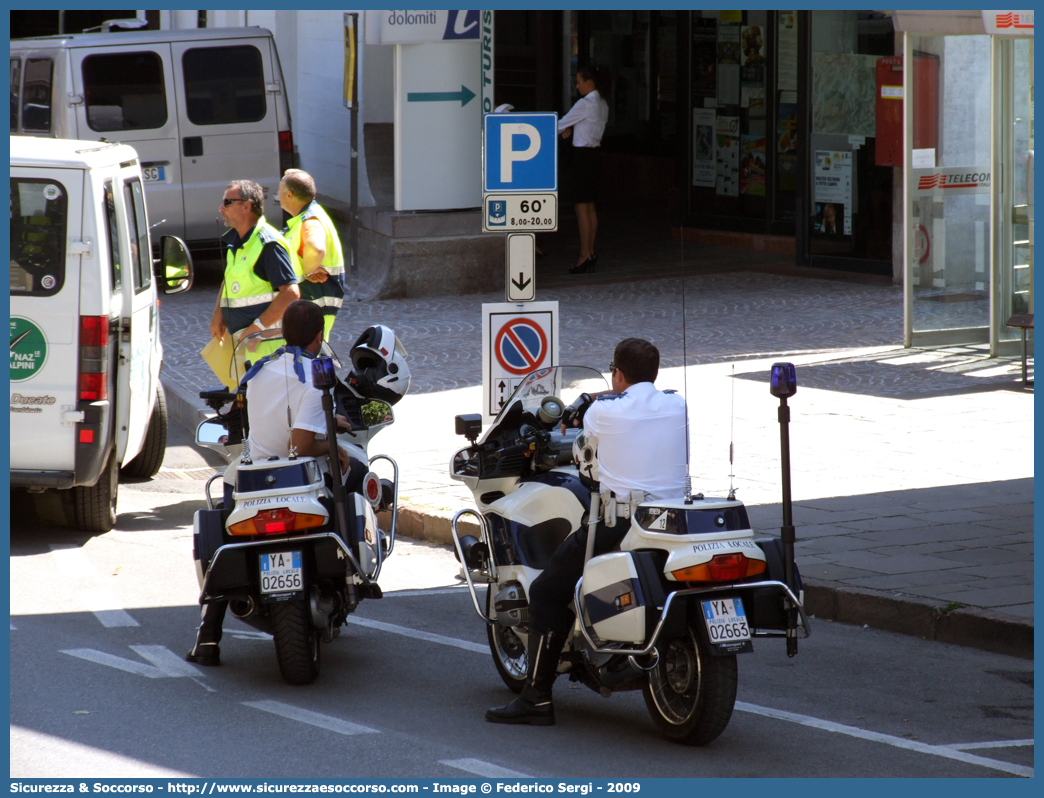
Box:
[348,325,410,405]
[572,429,600,489]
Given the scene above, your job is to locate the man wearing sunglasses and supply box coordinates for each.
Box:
[209,180,301,352]
[486,337,688,726]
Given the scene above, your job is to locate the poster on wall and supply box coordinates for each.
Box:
[776,102,798,190]
[740,25,765,66]
[813,150,853,235]
[691,18,717,100]
[717,24,741,105]
[716,115,740,197]
[740,135,766,195]
[693,108,716,187]
[777,11,798,92]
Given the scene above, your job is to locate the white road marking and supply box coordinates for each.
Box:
[439,758,532,778]
[130,645,204,678]
[346,616,488,654]
[61,648,166,679]
[11,621,16,630]
[48,545,138,627]
[344,618,1031,777]
[242,700,379,736]
[736,702,1033,778]
[229,629,272,641]
[945,739,1035,750]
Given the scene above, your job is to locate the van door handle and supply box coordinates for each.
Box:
[183,136,203,157]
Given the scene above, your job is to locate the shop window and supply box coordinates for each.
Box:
[182,46,266,125]
[10,59,21,132]
[83,52,167,131]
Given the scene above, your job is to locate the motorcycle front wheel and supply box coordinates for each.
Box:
[271,597,321,685]
[641,621,737,746]
[486,587,528,694]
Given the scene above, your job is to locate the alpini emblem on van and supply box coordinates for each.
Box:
[9,317,47,382]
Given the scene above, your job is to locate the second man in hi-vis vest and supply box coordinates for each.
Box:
[277,169,346,339]
[210,180,300,360]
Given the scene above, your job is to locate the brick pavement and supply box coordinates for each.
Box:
[159,265,1033,657]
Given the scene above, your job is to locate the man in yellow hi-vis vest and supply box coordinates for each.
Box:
[277,169,345,338]
[209,180,300,362]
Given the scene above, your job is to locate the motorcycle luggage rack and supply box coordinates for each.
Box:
[572,578,811,658]
[451,508,498,625]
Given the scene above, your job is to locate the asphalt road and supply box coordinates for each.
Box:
[10,428,1034,778]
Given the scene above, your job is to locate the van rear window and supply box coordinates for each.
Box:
[83,51,167,132]
[182,46,266,125]
[21,58,52,133]
[10,178,67,297]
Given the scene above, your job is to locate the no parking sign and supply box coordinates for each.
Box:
[481,302,559,422]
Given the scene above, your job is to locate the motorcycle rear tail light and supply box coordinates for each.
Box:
[227,508,326,537]
[311,356,337,389]
[671,553,766,583]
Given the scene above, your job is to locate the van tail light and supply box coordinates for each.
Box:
[78,316,109,401]
[671,553,767,583]
[279,130,294,173]
[227,507,326,537]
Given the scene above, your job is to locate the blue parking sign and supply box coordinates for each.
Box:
[483,112,558,193]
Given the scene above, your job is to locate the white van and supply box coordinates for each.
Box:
[11,135,194,532]
[10,27,294,249]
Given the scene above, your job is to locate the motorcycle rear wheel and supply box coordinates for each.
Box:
[641,622,737,746]
[486,587,528,694]
[271,597,321,685]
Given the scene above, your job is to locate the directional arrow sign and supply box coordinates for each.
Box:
[407,85,476,106]
[505,233,535,302]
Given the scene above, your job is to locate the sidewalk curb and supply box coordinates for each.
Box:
[162,373,1033,661]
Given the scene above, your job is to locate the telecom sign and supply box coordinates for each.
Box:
[481,301,559,422]
[483,113,558,193]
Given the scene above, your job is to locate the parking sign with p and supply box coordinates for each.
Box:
[483,113,558,193]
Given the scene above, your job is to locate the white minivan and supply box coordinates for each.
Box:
[10,27,294,249]
[11,135,194,532]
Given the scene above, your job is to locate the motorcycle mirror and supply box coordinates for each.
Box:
[195,418,228,447]
[361,400,394,429]
[769,362,797,399]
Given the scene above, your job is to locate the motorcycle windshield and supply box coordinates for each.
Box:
[230,330,342,386]
[488,365,609,435]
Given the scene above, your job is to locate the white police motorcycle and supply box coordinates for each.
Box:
[450,365,808,744]
[193,326,409,684]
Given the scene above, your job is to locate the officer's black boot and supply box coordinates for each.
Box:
[485,632,564,726]
[185,601,227,666]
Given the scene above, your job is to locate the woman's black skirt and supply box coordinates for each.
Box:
[561,145,601,204]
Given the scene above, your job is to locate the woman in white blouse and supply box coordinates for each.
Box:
[559,66,610,274]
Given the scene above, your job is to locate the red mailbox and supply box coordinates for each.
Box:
[876,54,939,167]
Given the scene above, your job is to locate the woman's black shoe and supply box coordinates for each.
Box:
[589,252,599,265]
[569,256,595,274]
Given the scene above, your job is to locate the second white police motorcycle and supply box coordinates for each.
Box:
[193,326,408,684]
[450,365,809,745]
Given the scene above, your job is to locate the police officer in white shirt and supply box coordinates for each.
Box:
[187,301,350,667]
[486,338,688,726]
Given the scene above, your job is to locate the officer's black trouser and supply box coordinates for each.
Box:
[528,520,628,637]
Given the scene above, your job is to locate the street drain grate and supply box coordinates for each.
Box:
[154,467,222,481]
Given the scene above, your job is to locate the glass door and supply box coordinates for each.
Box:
[904,33,993,346]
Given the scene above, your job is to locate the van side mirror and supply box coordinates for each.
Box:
[155,235,194,295]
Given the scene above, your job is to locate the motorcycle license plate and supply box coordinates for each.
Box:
[701,597,752,654]
[260,551,303,594]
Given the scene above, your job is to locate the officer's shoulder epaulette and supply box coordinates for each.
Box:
[662,389,678,394]
[596,392,624,401]
[255,224,280,244]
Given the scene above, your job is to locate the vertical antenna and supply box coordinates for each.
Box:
[681,233,692,505]
[727,364,736,501]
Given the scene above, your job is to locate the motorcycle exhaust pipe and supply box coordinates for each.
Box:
[598,650,658,688]
[229,596,256,620]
